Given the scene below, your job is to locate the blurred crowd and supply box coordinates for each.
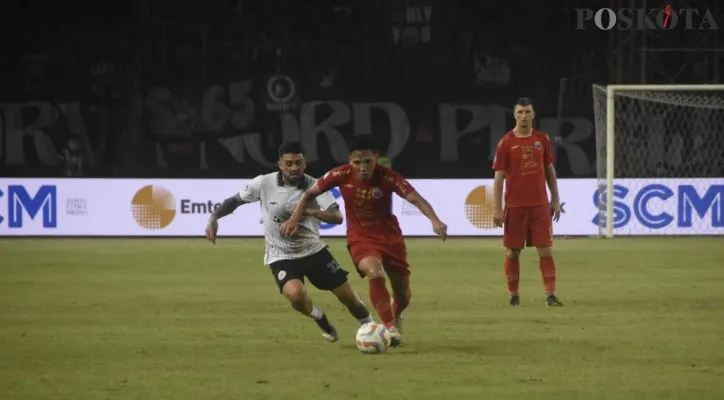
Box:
[0,0,652,179]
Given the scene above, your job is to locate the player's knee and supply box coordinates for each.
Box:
[506,249,521,259]
[282,280,306,304]
[537,247,553,258]
[363,267,386,279]
[358,257,385,279]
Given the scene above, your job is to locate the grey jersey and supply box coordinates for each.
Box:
[237,172,338,265]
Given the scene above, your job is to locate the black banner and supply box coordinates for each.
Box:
[0,77,598,179]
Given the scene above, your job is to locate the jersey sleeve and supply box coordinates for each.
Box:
[315,190,339,211]
[492,138,509,171]
[238,175,263,203]
[543,133,555,166]
[382,168,415,199]
[316,166,350,193]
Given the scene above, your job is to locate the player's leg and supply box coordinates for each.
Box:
[382,241,411,333]
[304,248,374,326]
[504,248,522,306]
[348,245,395,326]
[387,271,409,332]
[269,260,338,341]
[359,257,396,326]
[503,207,527,306]
[531,205,563,307]
[330,283,374,325]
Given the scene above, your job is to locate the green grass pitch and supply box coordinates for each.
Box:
[1,237,724,400]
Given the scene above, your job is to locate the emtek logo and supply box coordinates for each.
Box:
[592,184,723,229]
[130,185,224,230]
[131,185,176,230]
[464,185,496,230]
[0,185,58,228]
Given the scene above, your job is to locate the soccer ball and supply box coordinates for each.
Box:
[355,322,391,354]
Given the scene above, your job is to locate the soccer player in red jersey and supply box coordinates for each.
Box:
[280,135,448,346]
[492,98,563,307]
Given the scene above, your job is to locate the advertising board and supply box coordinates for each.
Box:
[1,178,721,237]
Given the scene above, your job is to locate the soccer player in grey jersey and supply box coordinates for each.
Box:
[205,143,373,343]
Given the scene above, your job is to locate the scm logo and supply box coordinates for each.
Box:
[592,183,724,229]
[0,185,57,229]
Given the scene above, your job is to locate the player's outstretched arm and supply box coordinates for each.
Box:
[280,183,324,236]
[545,164,561,222]
[405,191,441,223]
[493,170,505,227]
[206,176,261,244]
[211,194,246,220]
[405,190,448,240]
[205,194,247,244]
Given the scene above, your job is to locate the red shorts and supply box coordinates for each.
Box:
[347,240,410,277]
[503,205,553,249]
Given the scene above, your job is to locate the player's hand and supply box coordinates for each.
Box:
[432,220,448,241]
[551,200,562,222]
[280,218,300,237]
[205,218,218,244]
[493,207,504,227]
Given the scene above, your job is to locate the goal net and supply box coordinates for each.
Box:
[592,84,724,237]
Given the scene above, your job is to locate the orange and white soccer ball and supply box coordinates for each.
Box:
[355,322,391,354]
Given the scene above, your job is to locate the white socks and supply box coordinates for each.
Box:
[308,306,324,320]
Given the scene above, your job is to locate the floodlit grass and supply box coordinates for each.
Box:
[1,237,723,400]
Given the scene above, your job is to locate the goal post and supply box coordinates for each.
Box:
[592,84,724,238]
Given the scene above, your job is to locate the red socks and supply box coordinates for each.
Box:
[539,256,557,295]
[368,277,394,327]
[504,256,520,296]
[505,256,557,296]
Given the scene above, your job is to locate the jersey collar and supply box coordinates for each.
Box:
[276,172,308,189]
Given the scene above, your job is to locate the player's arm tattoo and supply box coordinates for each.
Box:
[493,170,506,209]
[307,204,343,225]
[210,194,246,220]
[405,191,442,223]
[545,164,560,203]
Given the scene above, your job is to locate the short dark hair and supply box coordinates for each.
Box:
[514,97,534,109]
[348,135,380,154]
[278,142,304,158]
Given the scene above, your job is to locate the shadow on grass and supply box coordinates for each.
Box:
[341,337,617,357]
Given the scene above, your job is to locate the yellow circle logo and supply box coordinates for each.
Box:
[131,185,176,230]
[464,185,496,230]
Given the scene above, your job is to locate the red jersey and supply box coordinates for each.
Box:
[316,164,415,243]
[492,129,554,208]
